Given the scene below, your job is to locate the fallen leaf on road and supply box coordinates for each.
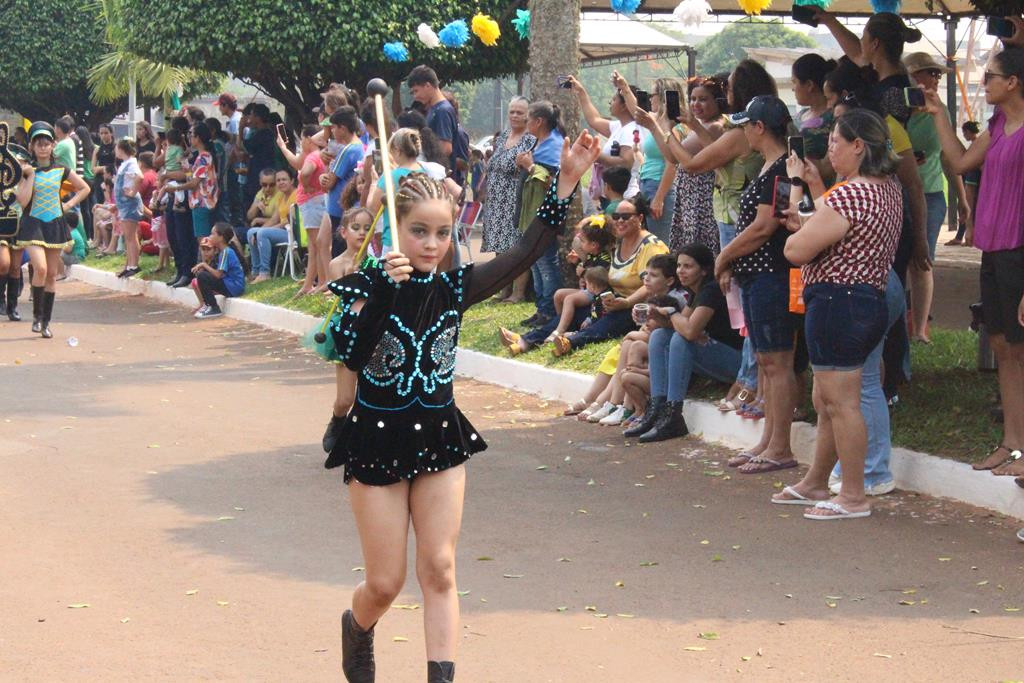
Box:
[977,580,989,586]
[1005,607,1021,612]
[185,589,198,596]
[457,590,471,597]
[393,636,408,642]
[392,604,420,610]
[233,507,245,511]
[617,613,635,618]
[120,617,130,623]
[217,516,235,521]
[938,557,952,562]
[594,613,608,618]
[557,557,572,563]
[684,646,707,652]
[712,555,723,562]
[640,561,658,567]
[535,466,548,471]
[615,581,625,588]
[557,606,568,612]
[698,632,719,640]
[587,479,596,486]
[147,444,160,449]
[352,567,364,572]
[476,556,494,561]
[67,604,90,609]
[217,601,229,606]
[969,608,980,614]
[732,545,742,550]
[826,602,837,608]
[503,574,524,579]
[873,653,892,659]
[703,470,725,477]
[700,540,710,545]
[899,600,916,606]
[585,605,597,612]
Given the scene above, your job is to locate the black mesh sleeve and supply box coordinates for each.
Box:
[327,267,401,370]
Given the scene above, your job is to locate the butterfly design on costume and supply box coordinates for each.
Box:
[0,122,23,239]
[363,310,460,396]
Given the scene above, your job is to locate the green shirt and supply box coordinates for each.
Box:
[53,138,76,171]
[164,145,184,172]
[71,225,87,260]
[714,145,764,226]
[906,112,945,194]
[639,128,667,182]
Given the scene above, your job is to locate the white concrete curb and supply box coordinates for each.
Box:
[70,264,1024,521]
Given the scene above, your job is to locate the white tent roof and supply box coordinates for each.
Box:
[581,0,976,18]
[580,16,691,63]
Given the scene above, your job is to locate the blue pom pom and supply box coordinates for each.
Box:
[870,0,900,13]
[610,0,642,14]
[383,41,410,62]
[439,19,470,48]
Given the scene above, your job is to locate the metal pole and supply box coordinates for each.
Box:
[687,47,697,78]
[945,16,959,231]
[128,75,137,133]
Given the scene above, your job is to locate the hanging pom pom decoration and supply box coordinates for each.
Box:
[417,23,441,49]
[439,19,470,48]
[512,9,531,40]
[673,0,712,27]
[383,41,410,63]
[737,0,773,15]
[610,0,642,15]
[793,0,833,8]
[870,0,900,12]
[471,13,501,47]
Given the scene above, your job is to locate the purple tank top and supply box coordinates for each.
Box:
[974,108,1024,252]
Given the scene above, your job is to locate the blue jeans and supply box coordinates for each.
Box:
[640,177,675,244]
[522,306,636,350]
[530,242,562,319]
[648,327,742,402]
[250,227,288,275]
[832,272,906,487]
[737,337,758,390]
[924,191,946,262]
[717,221,737,249]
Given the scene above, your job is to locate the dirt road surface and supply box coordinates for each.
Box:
[2,281,1022,682]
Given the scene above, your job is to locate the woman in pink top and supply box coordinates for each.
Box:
[277,124,329,295]
[925,45,1024,476]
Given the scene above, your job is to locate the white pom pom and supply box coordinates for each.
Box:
[417,23,441,49]
[673,0,712,27]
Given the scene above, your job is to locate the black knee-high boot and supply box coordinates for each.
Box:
[31,286,44,333]
[427,661,455,683]
[6,277,19,321]
[40,291,54,339]
[0,276,7,316]
[341,609,375,683]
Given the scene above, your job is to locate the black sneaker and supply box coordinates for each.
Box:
[341,610,375,683]
[520,312,540,327]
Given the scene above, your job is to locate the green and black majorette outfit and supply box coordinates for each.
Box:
[15,163,72,250]
[323,173,572,486]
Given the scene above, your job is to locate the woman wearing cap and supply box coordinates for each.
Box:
[903,52,970,343]
[713,96,799,475]
[13,122,90,338]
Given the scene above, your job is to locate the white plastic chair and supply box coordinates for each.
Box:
[274,204,304,281]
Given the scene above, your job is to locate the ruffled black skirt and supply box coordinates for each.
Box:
[15,215,72,249]
[326,401,487,486]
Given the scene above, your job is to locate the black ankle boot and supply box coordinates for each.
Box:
[31,286,44,333]
[638,401,688,443]
[427,661,455,683]
[623,396,665,437]
[7,279,20,321]
[341,609,375,683]
[0,275,7,316]
[40,292,55,339]
[323,414,346,453]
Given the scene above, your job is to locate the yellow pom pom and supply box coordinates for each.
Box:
[737,0,772,14]
[587,214,607,230]
[471,13,501,47]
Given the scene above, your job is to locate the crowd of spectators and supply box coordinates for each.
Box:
[12,17,1024,524]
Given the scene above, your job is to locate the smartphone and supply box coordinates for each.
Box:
[773,177,792,219]
[609,141,621,157]
[275,123,287,140]
[791,4,819,26]
[635,89,651,113]
[599,291,615,301]
[904,87,926,108]
[788,136,805,161]
[556,75,572,89]
[372,148,383,175]
[987,16,1016,39]
[664,90,681,121]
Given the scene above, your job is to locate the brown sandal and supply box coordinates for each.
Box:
[551,334,572,357]
[972,445,1016,471]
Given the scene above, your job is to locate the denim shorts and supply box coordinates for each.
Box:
[739,271,796,353]
[804,282,888,371]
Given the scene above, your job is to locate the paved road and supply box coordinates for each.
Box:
[1,281,1022,682]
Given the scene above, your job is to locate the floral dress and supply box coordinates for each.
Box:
[670,166,719,254]
[480,128,536,253]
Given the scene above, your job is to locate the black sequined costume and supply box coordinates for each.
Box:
[326,174,572,485]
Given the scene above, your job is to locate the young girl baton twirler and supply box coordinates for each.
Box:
[325,131,600,683]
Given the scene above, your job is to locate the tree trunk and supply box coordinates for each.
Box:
[529,0,583,283]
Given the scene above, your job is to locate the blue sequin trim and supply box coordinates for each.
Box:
[535,170,573,228]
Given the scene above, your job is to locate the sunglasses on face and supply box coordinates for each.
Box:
[610,212,638,221]
[984,71,1010,84]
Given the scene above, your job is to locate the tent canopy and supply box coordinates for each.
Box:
[580,16,693,64]
[580,0,977,18]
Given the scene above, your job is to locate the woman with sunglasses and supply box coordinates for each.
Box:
[923,45,1024,478]
[500,194,669,355]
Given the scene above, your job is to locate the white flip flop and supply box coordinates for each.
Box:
[770,485,818,506]
[803,500,872,520]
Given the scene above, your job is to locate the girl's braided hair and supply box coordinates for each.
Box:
[394,172,455,223]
